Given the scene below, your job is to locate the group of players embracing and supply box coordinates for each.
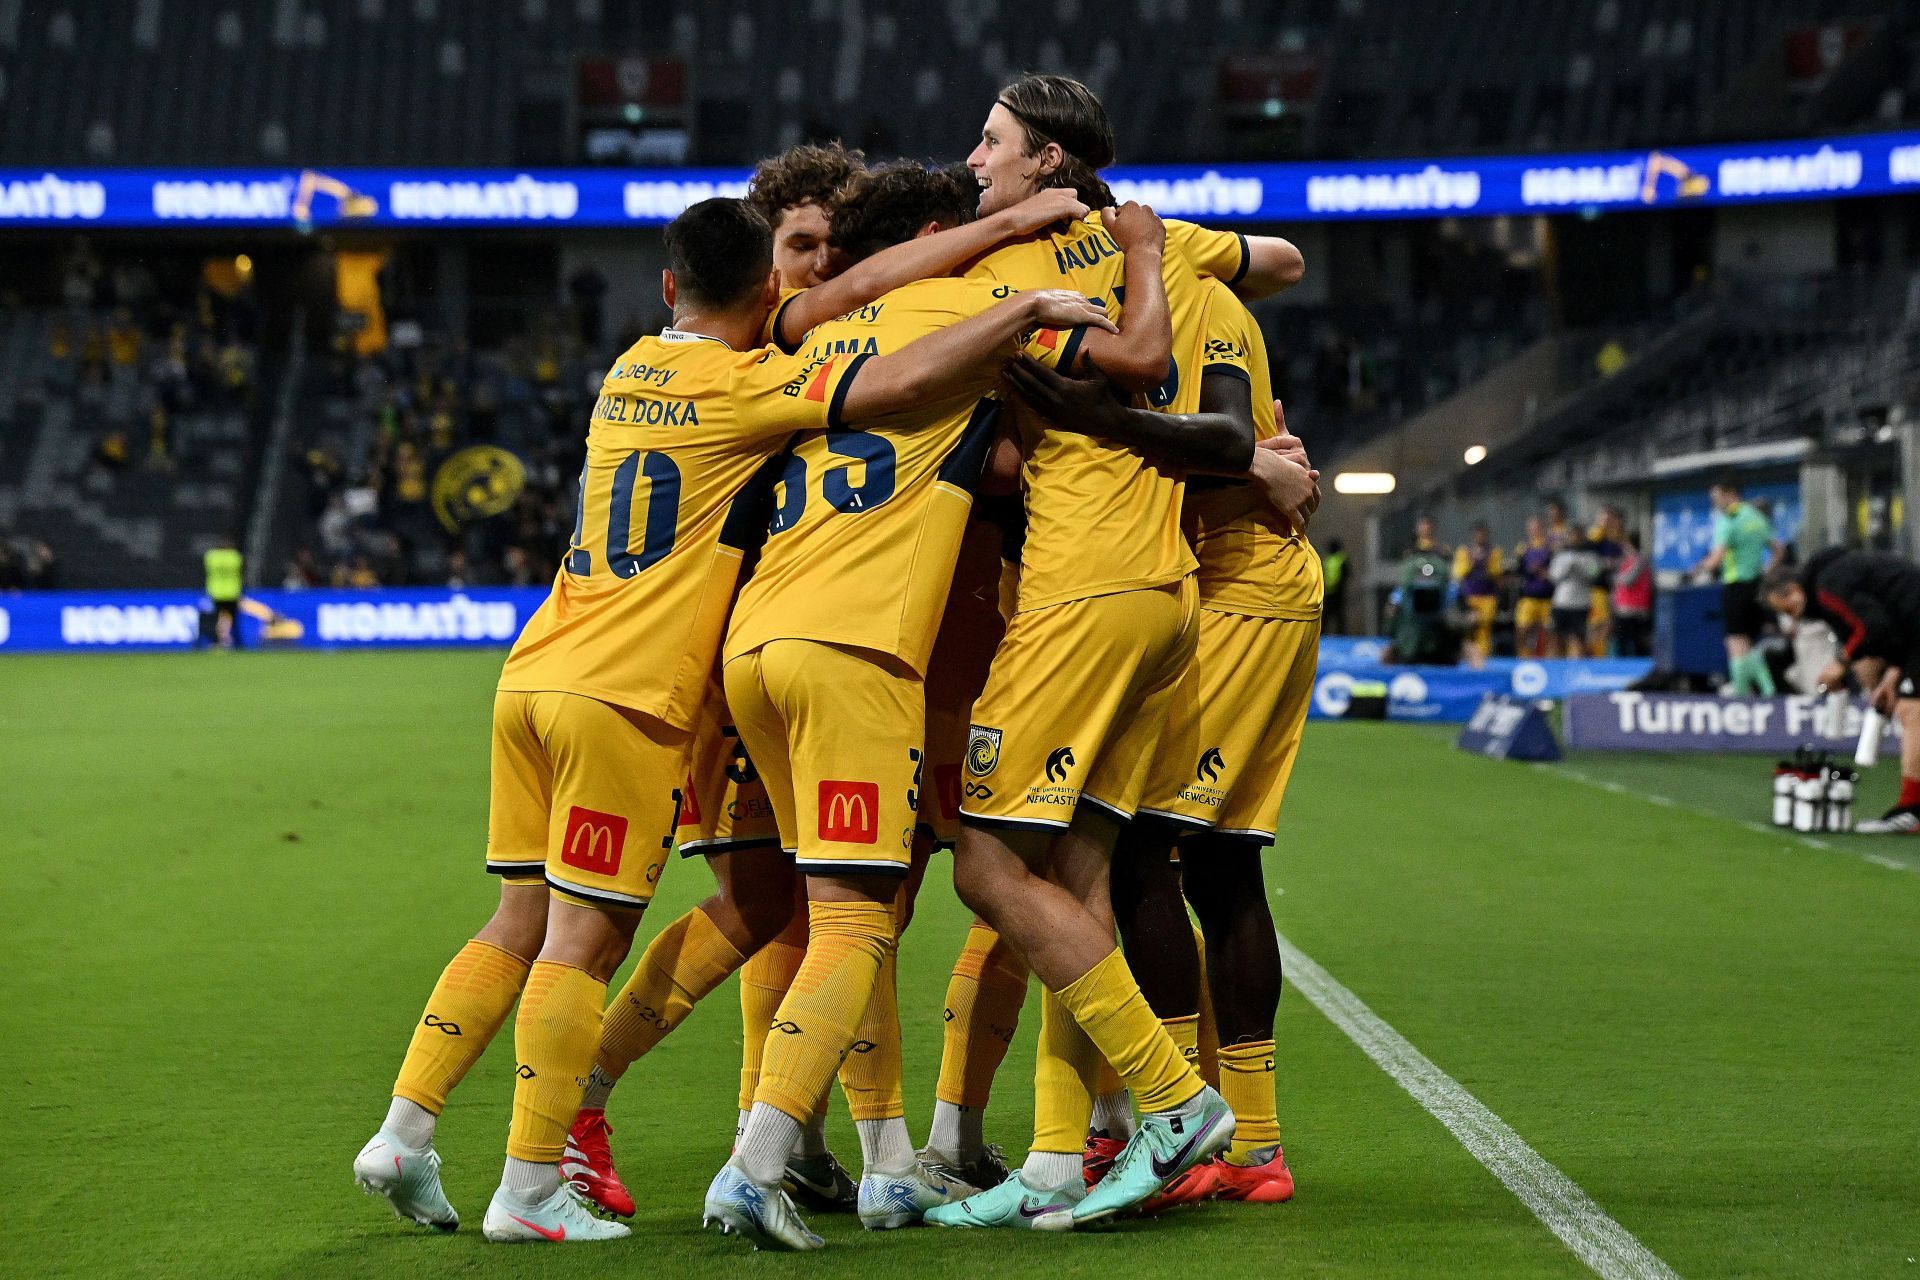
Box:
[350,71,1324,1251]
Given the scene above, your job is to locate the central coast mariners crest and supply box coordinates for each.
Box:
[432,445,526,533]
[966,725,1003,778]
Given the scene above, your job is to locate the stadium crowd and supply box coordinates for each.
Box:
[286,316,604,591]
[1382,499,1657,665]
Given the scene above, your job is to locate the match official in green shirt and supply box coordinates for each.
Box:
[205,536,244,649]
[1692,476,1782,694]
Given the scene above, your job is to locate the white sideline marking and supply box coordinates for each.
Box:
[1277,933,1683,1280]
[1541,765,1913,868]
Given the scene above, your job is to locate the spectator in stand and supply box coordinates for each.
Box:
[1586,506,1624,656]
[1692,476,1782,695]
[345,554,380,588]
[92,430,131,473]
[1386,522,1453,664]
[1611,532,1654,657]
[1549,534,1601,659]
[24,540,58,590]
[283,547,323,589]
[1320,537,1349,635]
[1544,498,1573,551]
[1451,521,1502,667]
[1513,516,1555,657]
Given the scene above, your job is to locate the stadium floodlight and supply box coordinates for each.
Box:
[1464,444,1487,465]
[1332,471,1396,495]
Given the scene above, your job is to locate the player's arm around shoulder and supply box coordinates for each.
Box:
[770,187,1090,351]
[834,288,1113,423]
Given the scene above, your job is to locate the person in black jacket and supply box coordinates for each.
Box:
[1764,549,1920,832]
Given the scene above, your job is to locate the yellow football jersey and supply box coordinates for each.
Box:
[1087,212,1251,292]
[498,329,867,727]
[966,220,1207,612]
[762,286,807,353]
[725,277,1078,674]
[1182,280,1324,620]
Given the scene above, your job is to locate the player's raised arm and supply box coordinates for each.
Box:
[1069,201,1172,392]
[838,290,1114,423]
[770,186,1089,350]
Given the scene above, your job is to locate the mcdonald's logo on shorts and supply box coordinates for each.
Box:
[818,780,879,844]
[675,774,701,828]
[561,805,628,876]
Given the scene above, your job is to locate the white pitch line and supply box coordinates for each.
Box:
[1540,764,1893,864]
[1278,932,1682,1280]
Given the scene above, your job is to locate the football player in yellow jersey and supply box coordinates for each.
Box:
[350,197,1113,1246]
[912,73,1250,1232]
[564,161,1098,1218]
[1007,279,1321,1213]
[919,166,1308,1200]
[704,161,1166,1250]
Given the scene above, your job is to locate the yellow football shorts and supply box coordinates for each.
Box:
[484,690,686,911]
[1466,594,1497,650]
[961,577,1200,831]
[723,639,924,879]
[1140,610,1320,844]
[674,683,781,859]
[1515,597,1553,631]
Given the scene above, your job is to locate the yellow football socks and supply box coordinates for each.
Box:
[737,910,808,1111]
[1054,948,1202,1116]
[1219,1039,1280,1162]
[754,899,895,1122]
[1163,1012,1201,1069]
[505,960,607,1163]
[1032,988,1102,1152]
[392,939,531,1114]
[838,909,904,1122]
[595,907,745,1084]
[934,924,1029,1108]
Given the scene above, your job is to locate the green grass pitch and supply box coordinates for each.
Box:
[4,650,1917,1278]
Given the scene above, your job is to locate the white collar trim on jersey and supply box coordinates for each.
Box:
[658,326,732,349]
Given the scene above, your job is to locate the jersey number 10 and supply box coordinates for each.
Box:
[566,450,681,577]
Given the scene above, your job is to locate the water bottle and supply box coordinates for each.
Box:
[1825,769,1854,832]
[1856,707,1886,768]
[1772,766,1797,827]
[1792,773,1824,832]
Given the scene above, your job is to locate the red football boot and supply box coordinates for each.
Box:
[1211,1145,1295,1203]
[561,1108,636,1217]
[1139,1157,1222,1214]
[1082,1134,1126,1189]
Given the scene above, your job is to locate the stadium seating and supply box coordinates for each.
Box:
[0,0,1909,166]
[0,306,266,589]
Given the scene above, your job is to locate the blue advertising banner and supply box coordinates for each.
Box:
[1653,482,1801,575]
[1563,690,1899,754]
[1307,658,1650,722]
[2,130,1916,229]
[0,591,1648,729]
[0,587,548,651]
